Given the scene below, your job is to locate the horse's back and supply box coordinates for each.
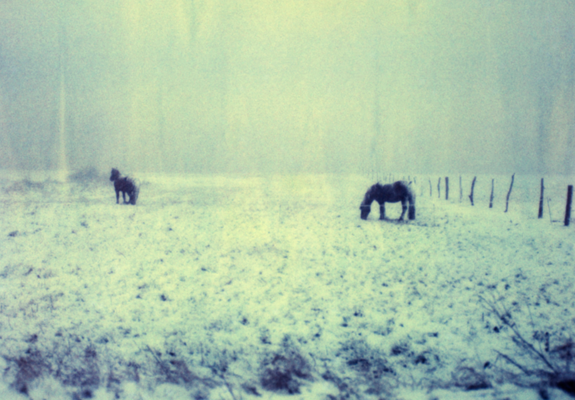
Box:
[115,177,135,193]
[392,181,410,196]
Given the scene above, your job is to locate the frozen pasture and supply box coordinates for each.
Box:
[0,172,574,400]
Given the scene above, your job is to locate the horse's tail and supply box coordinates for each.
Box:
[132,181,140,205]
[406,182,416,220]
[131,185,139,205]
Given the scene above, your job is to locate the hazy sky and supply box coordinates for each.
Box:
[1,0,574,175]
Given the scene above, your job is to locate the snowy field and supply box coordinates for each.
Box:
[1,171,574,400]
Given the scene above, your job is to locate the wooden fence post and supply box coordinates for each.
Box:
[565,185,573,226]
[469,176,476,206]
[538,178,544,219]
[505,173,515,213]
[445,177,449,200]
[489,179,494,208]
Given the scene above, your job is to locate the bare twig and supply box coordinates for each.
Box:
[479,296,558,374]
[221,375,237,400]
[494,351,533,375]
[526,303,548,356]
[145,345,167,372]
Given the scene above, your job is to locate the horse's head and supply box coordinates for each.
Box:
[110,168,120,182]
[360,185,377,219]
[360,204,371,220]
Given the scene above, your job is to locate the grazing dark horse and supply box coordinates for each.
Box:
[110,168,138,205]
[360,181,415,221]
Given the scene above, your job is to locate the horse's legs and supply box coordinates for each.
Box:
[128,190,137,205]
[398,200,407,221]
[115,190,120,204]
[379,203,386,220]
[408,201,416,220]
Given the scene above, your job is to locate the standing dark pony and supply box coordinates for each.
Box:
[110,168,138,205]
[360,181,415,221]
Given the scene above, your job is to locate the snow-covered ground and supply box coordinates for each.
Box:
[1,171,574,400]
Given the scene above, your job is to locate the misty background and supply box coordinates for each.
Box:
[0,0,574,176]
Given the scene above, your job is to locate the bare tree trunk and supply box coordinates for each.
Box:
[489,179,494,208]
[469,177,476,206]
[538,178,544,219]
[505,173,515,213]
[565,185,573,226]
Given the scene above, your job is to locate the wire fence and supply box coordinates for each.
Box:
[365,171,574,226]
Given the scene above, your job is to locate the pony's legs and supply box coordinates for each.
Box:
[379,203,386,220]
[398,200,407,221]
[129,189,138,205]
[408,202,416,220]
